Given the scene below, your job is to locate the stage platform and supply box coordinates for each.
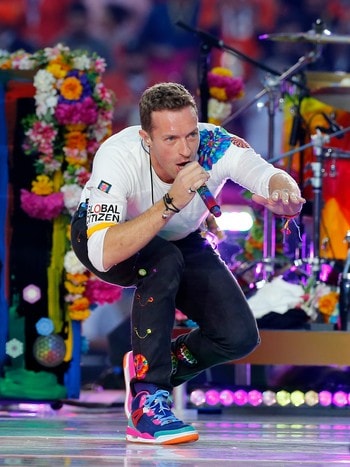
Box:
[1,389,350,465]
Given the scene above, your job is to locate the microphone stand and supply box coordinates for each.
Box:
[176,21,308,121]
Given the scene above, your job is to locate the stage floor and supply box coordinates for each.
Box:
[1,390,350,466]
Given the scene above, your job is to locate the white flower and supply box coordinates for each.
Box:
[208,98,232,121]
[34,69,56,92]
[61,184,82,215]
[73,54,91,70]
[64,250,87,275]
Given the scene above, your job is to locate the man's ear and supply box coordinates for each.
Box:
[139,129,151,145]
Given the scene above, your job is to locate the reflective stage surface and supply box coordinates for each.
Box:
[1,391,350,466]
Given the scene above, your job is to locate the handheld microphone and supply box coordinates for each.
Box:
[197,185,221,217]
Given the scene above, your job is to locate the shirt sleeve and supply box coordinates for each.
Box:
[221,144,287,198]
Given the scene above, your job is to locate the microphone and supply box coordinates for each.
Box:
[197,185,221,217]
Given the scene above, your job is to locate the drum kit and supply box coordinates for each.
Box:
[178,19,350,327]
[256,24,350,284]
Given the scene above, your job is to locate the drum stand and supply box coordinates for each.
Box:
[308,130,329,280]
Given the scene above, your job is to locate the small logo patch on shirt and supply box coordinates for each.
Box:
[98,180,112,193]
[231,135,250,149]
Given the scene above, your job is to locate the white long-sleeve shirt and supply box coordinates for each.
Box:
[80,123,285,271]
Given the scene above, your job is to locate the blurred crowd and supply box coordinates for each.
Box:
[1,0,350,138]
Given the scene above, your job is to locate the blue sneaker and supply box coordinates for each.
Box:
[126,389,199,445]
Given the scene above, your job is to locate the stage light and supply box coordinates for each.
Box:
[304,390,319,407]
[188,388,350,409]
[205,389,221,406]
[318,390,332,407]
[189,389,206,407]
[22,284,41,304]
[262,390,277,406]
[219,389,235,407]
[214,205,254,232]
[276,390,291,407]
[290,390,305,407]
[333,391,348,408]
[248,390,263,406]
[233,389,249,406]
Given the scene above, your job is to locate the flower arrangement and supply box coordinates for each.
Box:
[207,66,244,125]
[0,44,122,326]
[298,277,339,325]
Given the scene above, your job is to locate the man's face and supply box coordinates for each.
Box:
[142,106,200,183]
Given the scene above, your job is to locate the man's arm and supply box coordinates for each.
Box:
[251,172,306,217]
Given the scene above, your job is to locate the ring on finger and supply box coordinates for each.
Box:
[188,187,196,194]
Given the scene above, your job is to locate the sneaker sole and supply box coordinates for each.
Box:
[123,351,135,419]
[126,428,199,445]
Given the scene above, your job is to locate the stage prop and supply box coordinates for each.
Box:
[0,46,115,407]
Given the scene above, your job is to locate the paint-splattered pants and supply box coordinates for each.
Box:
[71,208,260,392]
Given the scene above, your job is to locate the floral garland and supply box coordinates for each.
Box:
[207,66,244,125]
[0,44,122,327]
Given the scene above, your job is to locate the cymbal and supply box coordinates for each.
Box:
[311,87,350,112]
[306,71,350,111]
[306,71,350,88]
[259,31,350,44]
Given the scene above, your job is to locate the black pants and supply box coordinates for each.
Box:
[71,208,260,391]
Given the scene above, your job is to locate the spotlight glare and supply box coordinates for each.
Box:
[219,389,235,407]
[333,391,348,408]
[290,390,305,407]
[215,207,253,232]
[205,389,221,406]
[190,389,206,407]
[319,390,332,407]
[304,390,319,407]
[248,389,263,407]
[263,390,276,406]
[233,389,249,406]
[276,390,291,407]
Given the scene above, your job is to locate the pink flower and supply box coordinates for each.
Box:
[85,279,123,305]
[55,97,98,125]
[20,189,64,220]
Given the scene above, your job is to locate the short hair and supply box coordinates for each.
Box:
[139,82,198,133]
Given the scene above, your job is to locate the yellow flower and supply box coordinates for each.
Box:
[66,272,89,285]
[64,280,85,295]
[211,66,233,77]
[65,130,87,150]
[66,124,87,132]
[68,296,90,311]
[318,291,339,316]
[69,309,91,321]
[60,76,83,100]
[31,174,54,195]
[209,86,228,102]
[47,62,69,80]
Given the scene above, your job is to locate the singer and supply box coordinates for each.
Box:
[71,82,305,445]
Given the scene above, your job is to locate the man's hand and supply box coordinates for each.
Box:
[251,172,306,217]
